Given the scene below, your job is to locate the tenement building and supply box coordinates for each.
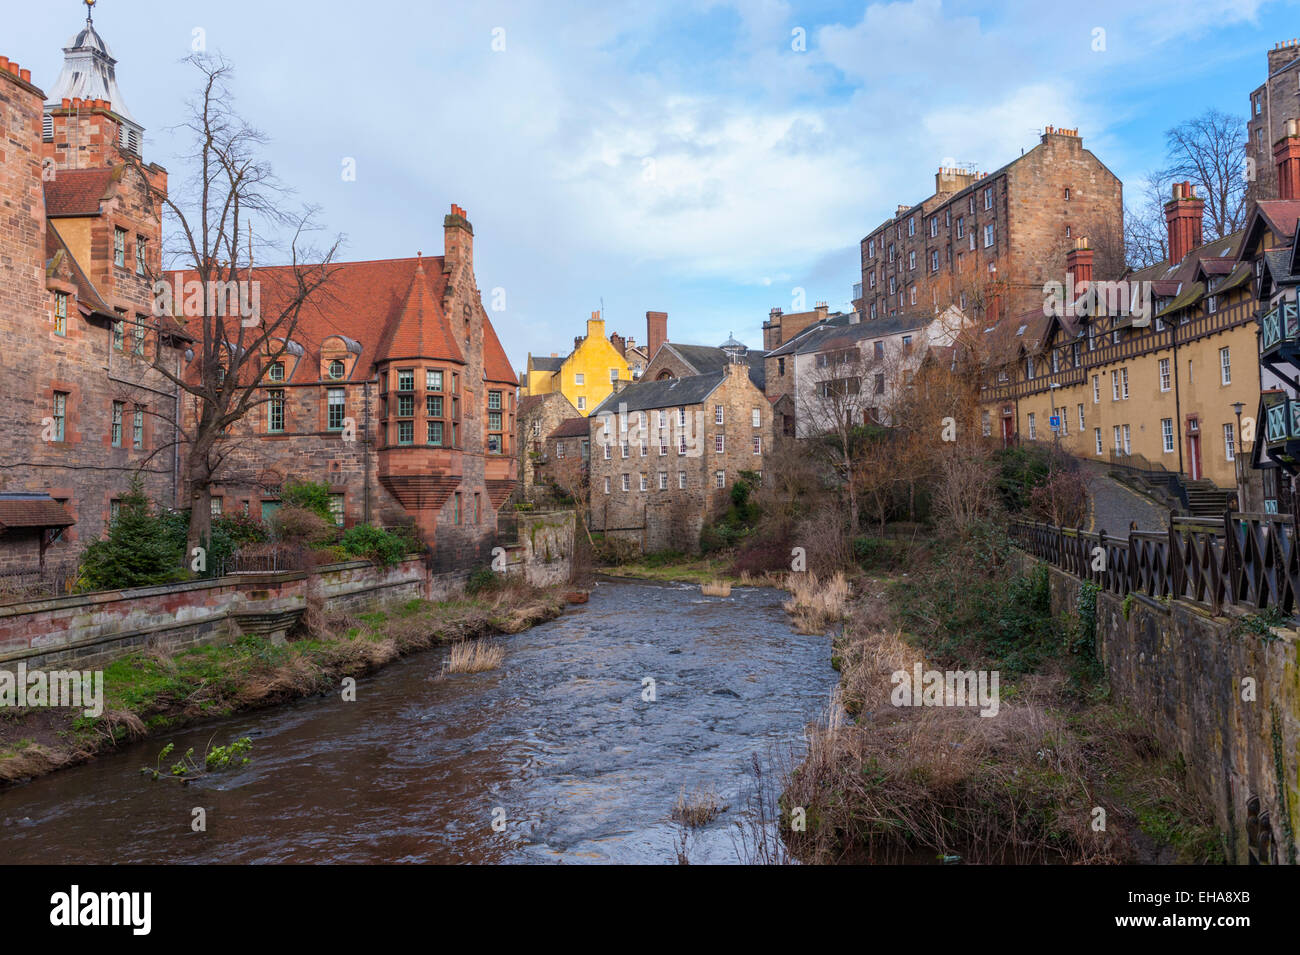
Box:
[1247,40,1300,205]
[588,359,773,552]
[171,206,519,569]
[0,9,187,570]
[855,127,1123,325]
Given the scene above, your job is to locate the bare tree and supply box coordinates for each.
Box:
[1123,171,1173,270]
[125,55,341,556]
[1163,108,1247,241]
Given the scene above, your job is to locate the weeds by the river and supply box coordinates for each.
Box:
[700,580,732,597]
[438,640,505,677]
[672,783,726,827]
[782,572,849,634]
[141,735,252,782]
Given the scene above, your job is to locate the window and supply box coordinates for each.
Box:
[603,477,611,494]
[1224,423,1236,462]
[576,396,586,411]
[269,361,286,383]
[678,471,687,489]
[889,276,896,295]
[956,216,965,239]
[453,492,461,525]
[908,250,916,271]
[426,369,443,391]
[983,224,995,248]
[602,441,610,459]
[1092,374,1099,403]
[111,401,123,447]
[1094,427,1103,455]
[328,388,346,430]
[488,410,503,432]
[868,238,875,257]
[110,499,121,522]
[984,187,993,210]
[268,390,285,433]
[909,287,917,305]
[1219,347,1231,385]
[678,407,687,427]
[621,442,629,459]
[1162,418,1174,453]
[398,393,414,417]
[135,236,147,275]
[752,435,762,455]
[714,434,724,453]
[658,471,668,490]
[621,473,630,492]
[133,405,144,449]
[715,470,725,488]
[398,421,414,445]
[968,232,976,252]
[1078,404,1085,430]
[1064,187,1071,201]
[133,323,145,356]
[113,228,126,268]
[908,217,916,237]
[211,497,223,517]
[329,494,345,526]
[874,374,885,395]
[1028,412,1037,440]
[1122,424,1131,454]
[1111,370,1119,401]
[113,320,124,350]
[428,420,443,445]
[714,405,724,425]
[609,368,619,383]
[752,408,761,427]
[575,373,585,386]
[678,435,687,455]
[929,216,938,237]
[426,395,443,418]
[557,441,566,459]
[1121,368,1129,400]
[488,391,502,410]
[1113,425,1122,452]
[639,439,647,457]
[396,369,413,392]
[53,292,68,335]
[1159,358,1171,392]
[659,439,668,456]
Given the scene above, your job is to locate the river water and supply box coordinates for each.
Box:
[0,579,836,864]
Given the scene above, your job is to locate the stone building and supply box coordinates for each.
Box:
[520,312,630,413]
[538,417,590,498]
[0,9,187,571]
[587,360,773,553]
[855,127,1123,326]
[641,336,767,390]
[1247,40,1300,205]
[172,205,519,570]
[518,390,579,491]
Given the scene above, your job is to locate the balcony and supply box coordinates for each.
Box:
[1259,300,1300,360]
[1262,393,1300,469]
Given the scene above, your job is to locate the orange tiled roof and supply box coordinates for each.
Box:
[44,166,119,216]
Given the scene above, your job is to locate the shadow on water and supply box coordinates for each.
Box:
[0,579,836,864]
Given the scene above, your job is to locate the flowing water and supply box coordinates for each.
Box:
[0,579,836,864]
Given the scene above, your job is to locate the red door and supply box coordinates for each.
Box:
[1001,413,1015,447]
[1186,417,1202,480]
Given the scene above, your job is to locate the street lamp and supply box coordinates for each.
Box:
[1232,401,1245,510]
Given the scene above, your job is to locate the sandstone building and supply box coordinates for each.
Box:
[855,128,1123,326]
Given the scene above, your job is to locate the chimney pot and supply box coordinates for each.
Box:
[20,68,30,83]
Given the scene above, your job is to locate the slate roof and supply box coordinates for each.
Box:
[530,355,564,371]
[548,417,590,439]
[591,372,725,416]
[769,311,932,358]
[659,342,769,390]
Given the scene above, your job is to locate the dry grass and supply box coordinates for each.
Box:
[439,639,506,676]
[700,580,732,597]
[782,571,850,634]
[672,782,726,828]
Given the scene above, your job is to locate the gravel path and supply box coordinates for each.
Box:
[1080,461,1171,534]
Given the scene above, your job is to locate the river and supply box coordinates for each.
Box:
[0,579,836,864]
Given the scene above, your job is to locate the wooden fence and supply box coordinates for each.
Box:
[1009,509,1300,616]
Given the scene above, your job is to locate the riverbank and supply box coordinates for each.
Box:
[779,528,1224,865]
[0,579,566,788]
[598,552,783,587]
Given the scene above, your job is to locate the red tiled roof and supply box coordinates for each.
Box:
[0,498,75,530]
[1257,199,1300,240]
[45,226,112,316]
[377,257,463,364]
[482,311,517,384]
[44,166,119,217]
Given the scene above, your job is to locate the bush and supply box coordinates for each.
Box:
[591,535,640,565]
[215,512,269,546]
[994,444,1054,513]
[729,536,793,576]
[79,481,186,590]
[465,567,499,596]
[281,479,335,523]
[271,505,336,547]
[339,524,415,567]
[852,536,909,572]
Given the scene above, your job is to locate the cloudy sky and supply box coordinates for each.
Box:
[9,1,1297,370]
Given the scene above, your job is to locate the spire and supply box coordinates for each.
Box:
[46,1,144,152]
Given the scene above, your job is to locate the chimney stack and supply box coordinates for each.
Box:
[1275,119,1300,200]
[443,203,474,272]
[1164,181,1204,265]
[1066,236,1094,286]
[646,311,667,359]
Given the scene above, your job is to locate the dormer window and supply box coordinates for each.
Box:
[268,361,286,382]
[328,359,345,379]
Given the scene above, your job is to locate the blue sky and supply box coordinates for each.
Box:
[9,0,1299,371]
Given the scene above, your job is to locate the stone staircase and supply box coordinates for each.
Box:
[1183,479,1234,517]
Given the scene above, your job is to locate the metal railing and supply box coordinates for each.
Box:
[1010,509,1299,615]
[0,565,76,605]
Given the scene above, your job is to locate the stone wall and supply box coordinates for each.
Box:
[0,518,574,669]
[1042,562,1300,865]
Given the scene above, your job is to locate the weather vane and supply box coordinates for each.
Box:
[85,0,96,20]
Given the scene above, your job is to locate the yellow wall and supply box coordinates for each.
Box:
[522,360,558,398]
[556,317,630,414]
[988,293,1260,491]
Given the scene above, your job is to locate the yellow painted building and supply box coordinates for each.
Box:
[522,312,631,414]
[982,219,1260,494]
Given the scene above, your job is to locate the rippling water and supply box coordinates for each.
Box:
[0,579,836,864]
